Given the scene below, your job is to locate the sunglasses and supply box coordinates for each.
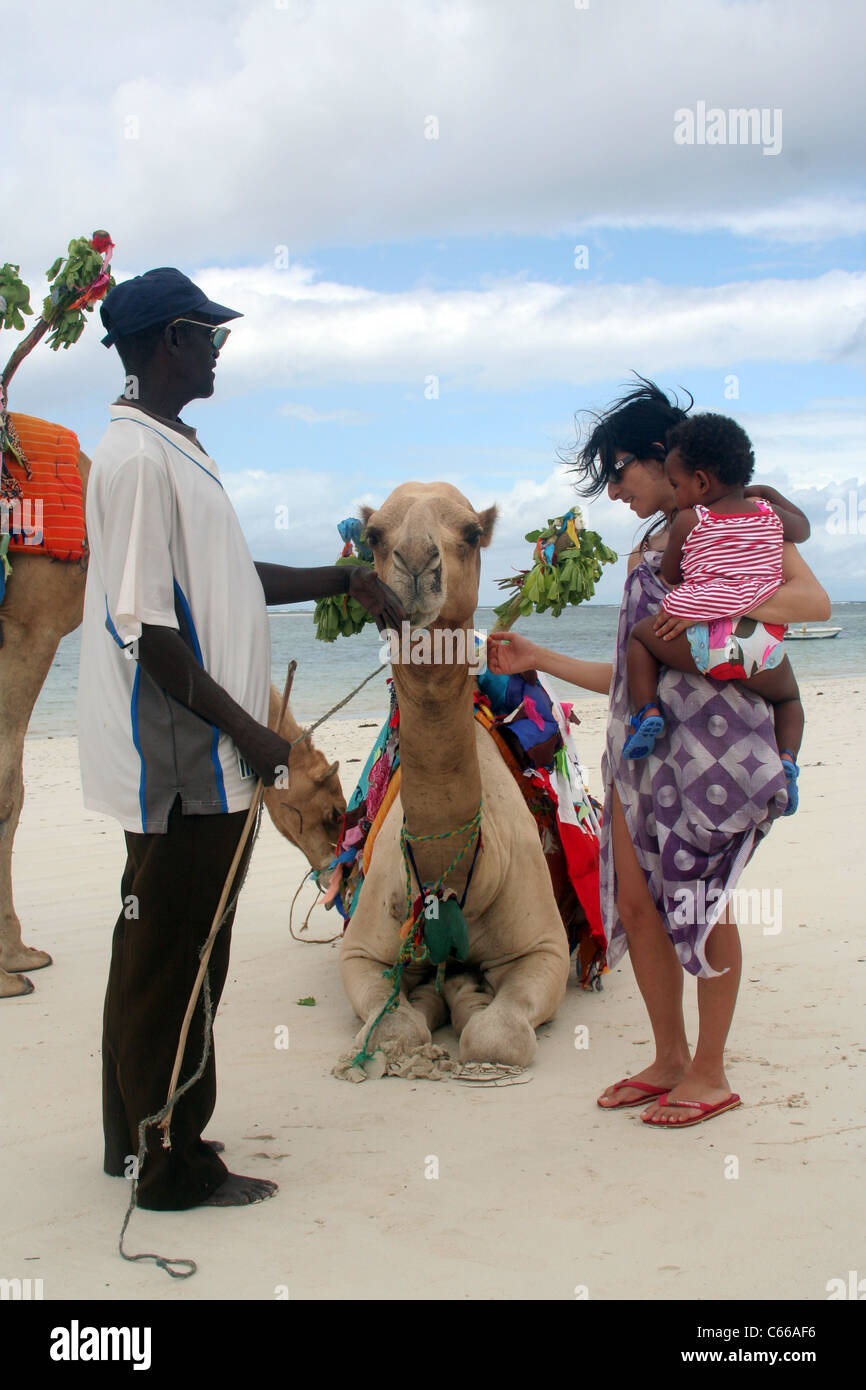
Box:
[612,452,637,475]
[168,318,231,350]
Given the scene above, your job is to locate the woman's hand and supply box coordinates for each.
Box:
[748,544,831,624]
[652,611,690,641]
[486,630,538,676]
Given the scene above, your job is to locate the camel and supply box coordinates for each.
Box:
[0,415,345,999]
[339,482,570,1072]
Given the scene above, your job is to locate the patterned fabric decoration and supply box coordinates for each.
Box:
[1,413,86,562]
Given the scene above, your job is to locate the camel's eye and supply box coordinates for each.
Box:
[463,526,482,548]
[365,527,382,548]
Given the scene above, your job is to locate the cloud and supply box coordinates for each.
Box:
[279,402,372,425]
[13,263,865,407]
[224,397,866,604]
[4,0,865,267]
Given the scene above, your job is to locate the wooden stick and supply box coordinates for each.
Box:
[1,317,51,398]
[158,660,297,1148]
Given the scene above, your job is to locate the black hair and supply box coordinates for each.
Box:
[564,374,693,500]
[665,412,755,486]
[114,320,172,372]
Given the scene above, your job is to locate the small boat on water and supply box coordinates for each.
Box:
[784,625,842,640]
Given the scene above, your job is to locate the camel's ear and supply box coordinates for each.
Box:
[360,505,375,528]
[477,505,497,548]
[314,760,340,785]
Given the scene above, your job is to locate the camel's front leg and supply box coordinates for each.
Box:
[0,748,51,988]
[457,939,569,1067]
[340,945,433,1055]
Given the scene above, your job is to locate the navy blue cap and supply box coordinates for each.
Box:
[100,267,242,347]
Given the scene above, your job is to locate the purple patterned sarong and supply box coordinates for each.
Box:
[600,549,788,978]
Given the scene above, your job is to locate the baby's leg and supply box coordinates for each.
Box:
[627,615,680,713]
[624,618,699,759]
[742,657,803,815]
[742,656,803,758]
[627,617,702,692]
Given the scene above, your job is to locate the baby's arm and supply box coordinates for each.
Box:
[659,508,698,589]
[744,483,810,542]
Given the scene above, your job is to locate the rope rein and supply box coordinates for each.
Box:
[118,657,384,1278]
[351,800,484,1069]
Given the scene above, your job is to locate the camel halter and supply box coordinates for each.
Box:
[350,801,484,1070]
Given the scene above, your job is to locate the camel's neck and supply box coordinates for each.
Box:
[392,623,480,841]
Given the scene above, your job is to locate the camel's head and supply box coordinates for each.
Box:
[360,483,497,627]
[263,688,346,887]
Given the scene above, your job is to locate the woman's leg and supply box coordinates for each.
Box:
[597,785,691,1106]
[641,904,742,1124]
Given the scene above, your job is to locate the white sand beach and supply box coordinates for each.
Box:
[2,677,862,1302]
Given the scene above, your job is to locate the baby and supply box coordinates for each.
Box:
[624,412,807,815]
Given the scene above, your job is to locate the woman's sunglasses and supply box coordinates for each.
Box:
[168,318,231,350]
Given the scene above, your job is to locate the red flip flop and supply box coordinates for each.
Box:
[641,1094,742,1127]
[597,1078,672,1110]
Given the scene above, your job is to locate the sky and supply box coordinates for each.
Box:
[4,0,865,603]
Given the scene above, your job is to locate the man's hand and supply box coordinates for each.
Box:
[652,611,691,641]
[347,567,407,631]
[237,726,292,787]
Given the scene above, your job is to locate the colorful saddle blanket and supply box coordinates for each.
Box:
[1,413,87,563]
[323,671,607,988]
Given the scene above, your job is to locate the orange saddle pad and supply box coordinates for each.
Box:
[1,412,86,562]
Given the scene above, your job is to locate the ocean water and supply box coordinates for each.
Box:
[27,602,866,738]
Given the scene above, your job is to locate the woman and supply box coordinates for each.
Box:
[486,379,830,1127]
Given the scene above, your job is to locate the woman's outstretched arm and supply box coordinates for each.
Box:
[486,630,612,696]
[748,544,831,623]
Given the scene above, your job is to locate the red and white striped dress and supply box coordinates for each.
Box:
[662,498,785,621]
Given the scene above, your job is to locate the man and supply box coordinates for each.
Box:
[79,267,403,1209]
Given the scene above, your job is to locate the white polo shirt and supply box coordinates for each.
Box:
[78,404,270,833]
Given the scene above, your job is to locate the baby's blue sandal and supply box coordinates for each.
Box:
[623,703,666,759]
[780,750,799,816]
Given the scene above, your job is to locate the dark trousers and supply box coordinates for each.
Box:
[102,795,252,1210]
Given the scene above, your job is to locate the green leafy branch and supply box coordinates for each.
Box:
[493,511,618,629]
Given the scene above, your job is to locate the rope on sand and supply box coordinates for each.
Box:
[117,658,385,1278]
[288,874,341,943]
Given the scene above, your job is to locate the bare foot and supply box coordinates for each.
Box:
[597,1059,689,1109]
[202,1173,278,1206]
[640,1067,735,1125]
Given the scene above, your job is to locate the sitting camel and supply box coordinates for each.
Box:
[339,482,570,1071]
[0,415,344,998]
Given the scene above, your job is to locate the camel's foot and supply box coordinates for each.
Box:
[458,1002,537,1069]
[354,998,432,1057]
[0,967,35,998]
[0,943,52,973]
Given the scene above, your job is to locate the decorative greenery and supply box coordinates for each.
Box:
[314,519,377,641]
[41,231,115,350]
[0,265,33,332]
[493,509,618,628]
